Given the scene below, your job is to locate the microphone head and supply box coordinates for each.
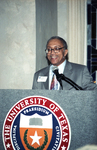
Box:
[52,66,61,81]
[52,66,58,72]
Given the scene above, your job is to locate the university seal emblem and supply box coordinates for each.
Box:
[3,96,71,150]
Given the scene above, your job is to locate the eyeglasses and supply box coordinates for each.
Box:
[45,46,65,54]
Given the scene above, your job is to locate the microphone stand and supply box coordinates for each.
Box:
[53,69,83,90]
[60,74,83,90]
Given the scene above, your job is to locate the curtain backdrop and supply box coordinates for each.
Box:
[68,0,87,65]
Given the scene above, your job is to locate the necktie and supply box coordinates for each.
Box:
[50,74,58,90]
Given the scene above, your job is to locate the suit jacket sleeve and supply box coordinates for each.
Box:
[81,66,97,90]
[32,72,38,89]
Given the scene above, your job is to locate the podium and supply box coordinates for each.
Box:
[0,89,97,150]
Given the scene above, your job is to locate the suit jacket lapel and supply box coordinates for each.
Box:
[42,66,49,89]
[62,61,74,90]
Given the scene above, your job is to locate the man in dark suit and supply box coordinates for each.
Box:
[32,36,97,90]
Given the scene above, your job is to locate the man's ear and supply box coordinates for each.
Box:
[64,49,68,57]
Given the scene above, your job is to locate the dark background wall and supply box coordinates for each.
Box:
[87,0,97,82]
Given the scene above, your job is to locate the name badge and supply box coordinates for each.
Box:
[37,76,47,82]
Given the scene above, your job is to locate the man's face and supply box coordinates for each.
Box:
[46,39,68,66]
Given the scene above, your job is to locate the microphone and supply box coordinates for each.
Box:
[52,66,83,90]
[52,66,63,89]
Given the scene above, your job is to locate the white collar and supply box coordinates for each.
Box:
[50,59,66,74]
[49,60,66,89]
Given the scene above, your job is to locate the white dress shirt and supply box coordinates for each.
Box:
[49,60,66,90]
